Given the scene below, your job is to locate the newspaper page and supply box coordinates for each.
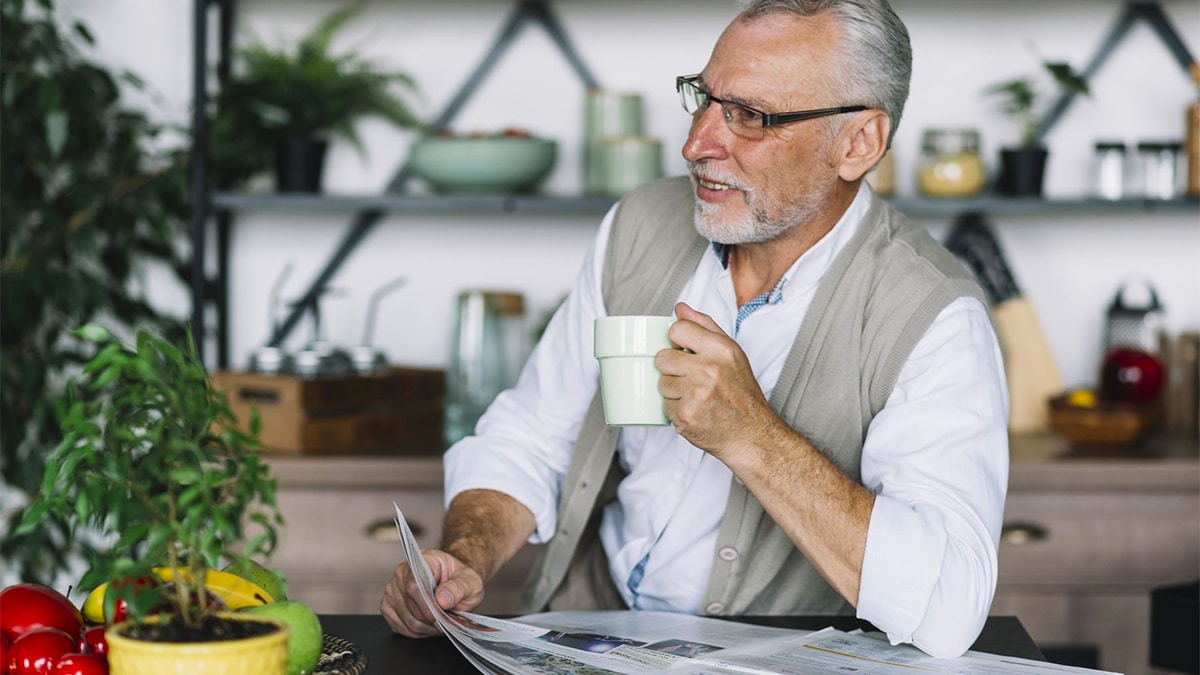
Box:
[392,504,1119,675]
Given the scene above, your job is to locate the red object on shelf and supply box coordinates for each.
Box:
[1100,347,1165,403]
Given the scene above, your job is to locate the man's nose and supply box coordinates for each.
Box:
[682,105,731,163]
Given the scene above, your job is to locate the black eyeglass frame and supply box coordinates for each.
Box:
[676,74,868,129]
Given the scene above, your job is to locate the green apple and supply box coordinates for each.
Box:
[223,557,289,602]
[245,600,322,675]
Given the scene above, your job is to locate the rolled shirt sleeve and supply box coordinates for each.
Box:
[856,296,1010,658]
[443,207,617,544]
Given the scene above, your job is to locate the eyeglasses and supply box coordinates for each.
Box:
[676,74,867,139]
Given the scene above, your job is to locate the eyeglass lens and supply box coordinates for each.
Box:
[678,78,767,139]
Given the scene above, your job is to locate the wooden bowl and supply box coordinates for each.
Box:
[1048,393,1163,445]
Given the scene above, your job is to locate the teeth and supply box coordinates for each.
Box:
[699,178,729,191]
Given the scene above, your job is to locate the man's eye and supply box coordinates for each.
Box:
[726,104,762,126]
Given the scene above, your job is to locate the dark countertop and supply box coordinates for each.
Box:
[319,613,1044,673]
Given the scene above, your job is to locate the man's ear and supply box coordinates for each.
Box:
[836,111,890,183]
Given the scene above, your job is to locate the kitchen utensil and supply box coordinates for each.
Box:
[352,276,407,375]
[251,262,296,375]
[945,212,1063,433]
[292,288,352,378]
[1104,280,1165,354]
[443,290,527,445]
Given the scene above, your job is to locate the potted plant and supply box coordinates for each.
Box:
[1,0,191,586]
[211,3,423,193]
[16,325,292,673]
[985,58,1089,196]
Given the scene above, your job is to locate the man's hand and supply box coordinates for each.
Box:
[657,301,782,459]
[381,549,485,638]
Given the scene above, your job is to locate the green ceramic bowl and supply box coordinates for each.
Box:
[408,135,558,194]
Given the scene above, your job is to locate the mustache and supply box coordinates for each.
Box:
[687,162,754,193]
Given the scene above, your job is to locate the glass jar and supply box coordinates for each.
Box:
[917,129,986,198]
[1134,141,1182,200]
[1089,141,1127,201]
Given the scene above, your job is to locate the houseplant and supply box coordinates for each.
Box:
[16,324,292,672]
[985,58,1089,196]
[1,0,191,585]
[211,2,423,192]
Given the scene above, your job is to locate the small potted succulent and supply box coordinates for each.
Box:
[17,325,294,673]
[211,3,423,192]
[985,58,1089,196]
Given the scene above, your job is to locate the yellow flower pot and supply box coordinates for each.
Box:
[106,612,288,675]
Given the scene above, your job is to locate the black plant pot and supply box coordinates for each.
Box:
[996,147,1049,197]
[275,137,329,193]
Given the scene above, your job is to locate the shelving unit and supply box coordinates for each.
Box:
[190,0,1197,367]
[213,191,1200,217]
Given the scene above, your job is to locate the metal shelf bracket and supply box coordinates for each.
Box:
[1035,1,1197,143]
[263,0,600,350]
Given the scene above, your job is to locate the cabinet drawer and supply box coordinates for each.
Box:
[270,487,445,583]
[999,491,1199,587]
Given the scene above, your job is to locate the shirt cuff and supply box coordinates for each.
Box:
[856,494,948,642]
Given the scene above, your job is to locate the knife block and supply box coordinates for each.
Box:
[210,368,445,455]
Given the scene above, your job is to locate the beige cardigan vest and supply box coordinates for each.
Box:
[519,176,985,616]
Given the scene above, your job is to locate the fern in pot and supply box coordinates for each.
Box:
[212,3,422,193]
[18,325,292,674]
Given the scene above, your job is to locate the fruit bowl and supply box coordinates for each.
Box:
[407,131,557,194]
[1048,390,1164,445]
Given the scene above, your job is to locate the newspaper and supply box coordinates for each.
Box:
[392,504,1120,675]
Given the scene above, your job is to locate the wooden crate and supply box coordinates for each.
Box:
[210,368,445,455]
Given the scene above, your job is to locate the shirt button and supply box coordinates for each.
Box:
[705,602,725,615]
[718,547,738,562]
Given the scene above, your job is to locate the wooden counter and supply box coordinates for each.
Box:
[263,434,1198,674]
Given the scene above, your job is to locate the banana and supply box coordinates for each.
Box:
[152,567,274,609]
[81,583,108,623]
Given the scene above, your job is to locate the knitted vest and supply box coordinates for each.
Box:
[519,176,985,616]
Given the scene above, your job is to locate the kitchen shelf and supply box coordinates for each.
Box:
[212,191,1200,218]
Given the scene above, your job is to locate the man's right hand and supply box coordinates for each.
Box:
[380,549,486,638]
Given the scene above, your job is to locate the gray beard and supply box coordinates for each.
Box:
[689,172,830,245]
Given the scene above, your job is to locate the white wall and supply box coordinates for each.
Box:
[68,0,1199,389]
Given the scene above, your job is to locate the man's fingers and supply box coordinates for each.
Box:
[674,301,726,335]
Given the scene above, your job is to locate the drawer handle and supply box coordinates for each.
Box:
[1001,522,1048,545]
[365,518,425,542]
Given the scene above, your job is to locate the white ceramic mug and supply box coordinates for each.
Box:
[594,315,675,426]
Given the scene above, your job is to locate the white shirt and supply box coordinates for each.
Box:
[444,184,1009,657]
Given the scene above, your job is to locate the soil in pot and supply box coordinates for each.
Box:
[121,614,278,642]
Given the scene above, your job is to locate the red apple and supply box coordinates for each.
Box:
[75,627,106,660]
[8,627,75,675]
[2,631,10,673]
[0,585,83,642]
[50,654,107,675]
[1100,347,1164,403]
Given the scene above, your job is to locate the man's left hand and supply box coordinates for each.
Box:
[657,301,781,459]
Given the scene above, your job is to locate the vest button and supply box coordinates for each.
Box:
[718,546,738,562]
[705,602,725,615]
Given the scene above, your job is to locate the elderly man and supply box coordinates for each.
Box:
[382,0,1008,658]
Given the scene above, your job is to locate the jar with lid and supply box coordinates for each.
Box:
[1133,141,1182,200]
[917,129,986,198]
[1089,141,1127,201]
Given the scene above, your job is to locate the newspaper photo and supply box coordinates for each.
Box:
[392,504,1120,675]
